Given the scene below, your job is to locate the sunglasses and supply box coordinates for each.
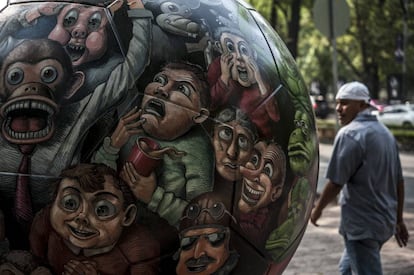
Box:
[180,228,229,251]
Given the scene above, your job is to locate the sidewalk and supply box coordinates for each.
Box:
[283,201,414,275]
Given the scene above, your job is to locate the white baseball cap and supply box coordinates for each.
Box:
[336,81,370,104]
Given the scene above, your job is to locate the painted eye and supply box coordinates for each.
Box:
[153,74,167,86]
[239,42,250,56]
[64,9,78,27]
[160,2,179,13]
[238,135,249,150]
[263,162,274,177]
[95,200,117,218]
[41,66,58,83]
[250,153,259,167]
[7,68,24,85]
[177,84,191,97]
[88,12,102,31]
[219,127,232,141]
[61,194,80,212]
[226,40,235,52]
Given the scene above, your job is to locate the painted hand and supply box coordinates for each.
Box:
[121,162,157,204]
[110,107,144,149]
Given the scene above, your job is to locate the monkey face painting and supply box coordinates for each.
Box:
[0,39,84,145]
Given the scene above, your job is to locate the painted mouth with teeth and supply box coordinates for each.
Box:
[1,96,58,145]
[241,179,264,206]
[143,99,165,118]
[66,43,86,62]
[68,224,98,239]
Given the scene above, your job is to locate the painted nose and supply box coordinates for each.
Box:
[72,25,87,38]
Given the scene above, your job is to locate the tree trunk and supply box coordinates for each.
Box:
[287,0,301,58]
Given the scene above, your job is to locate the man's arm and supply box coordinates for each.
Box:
[395,179,409,247]
[310,180,342,226]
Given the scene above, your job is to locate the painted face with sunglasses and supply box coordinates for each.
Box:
[176,199,234,275]
[176,225,230,275]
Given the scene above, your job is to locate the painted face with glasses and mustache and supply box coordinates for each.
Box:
[176,197,236,275]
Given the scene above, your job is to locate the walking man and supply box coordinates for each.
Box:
[311,81,409,274]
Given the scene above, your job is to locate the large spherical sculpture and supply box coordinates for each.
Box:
[0,0,318,274]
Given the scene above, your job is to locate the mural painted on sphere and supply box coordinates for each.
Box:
[0,0,318,274]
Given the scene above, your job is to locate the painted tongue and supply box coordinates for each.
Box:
[10,116,46,132]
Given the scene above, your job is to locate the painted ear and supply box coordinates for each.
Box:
[193,108,210,124]
[64,71,85,100]
[271,185,283,202]
[122,204,137,227]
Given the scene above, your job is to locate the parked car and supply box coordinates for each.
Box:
[369,99,387,112]
[375,103,414,128]
[310,95,330,119]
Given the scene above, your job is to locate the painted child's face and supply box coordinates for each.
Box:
[238,142,285,213]
[49,4,109,66]
[50,176,134,249]
[141,67,208,140]
[220,32,257,87]
[213,120,254,181]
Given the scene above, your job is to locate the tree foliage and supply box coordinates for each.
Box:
[247,0,414,101]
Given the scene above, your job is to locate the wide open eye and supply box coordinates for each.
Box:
[61,194,80,212]
[153,74,167,86]
[263,162,274,177]
[160,2,180,13]
[95,200,117,219]
[239,42,251,56]
[177,83,191,97]
[88,12,102,31]
[225,40,235,53]
[64,9,79,27]
[41,66,58,84]
[218,127,233,141]
[7,68,24,85]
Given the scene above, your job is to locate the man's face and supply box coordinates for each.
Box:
[213,120,254,181]
[238,142,284,213]
[220,32,257,87]
[50,176,133,249]
[336,99,365,126]
[176,226,230,275]
[141,67,208,140]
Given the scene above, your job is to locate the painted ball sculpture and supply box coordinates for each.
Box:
[0,0,318,274]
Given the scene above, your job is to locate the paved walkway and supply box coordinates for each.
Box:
[283,201,414,275]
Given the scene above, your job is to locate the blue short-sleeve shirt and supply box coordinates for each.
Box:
[326,111,403,242]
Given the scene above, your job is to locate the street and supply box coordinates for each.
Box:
[283,141,414,275]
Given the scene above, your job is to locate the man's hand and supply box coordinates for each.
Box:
[395,221,409,247]
[310,207,322,227]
